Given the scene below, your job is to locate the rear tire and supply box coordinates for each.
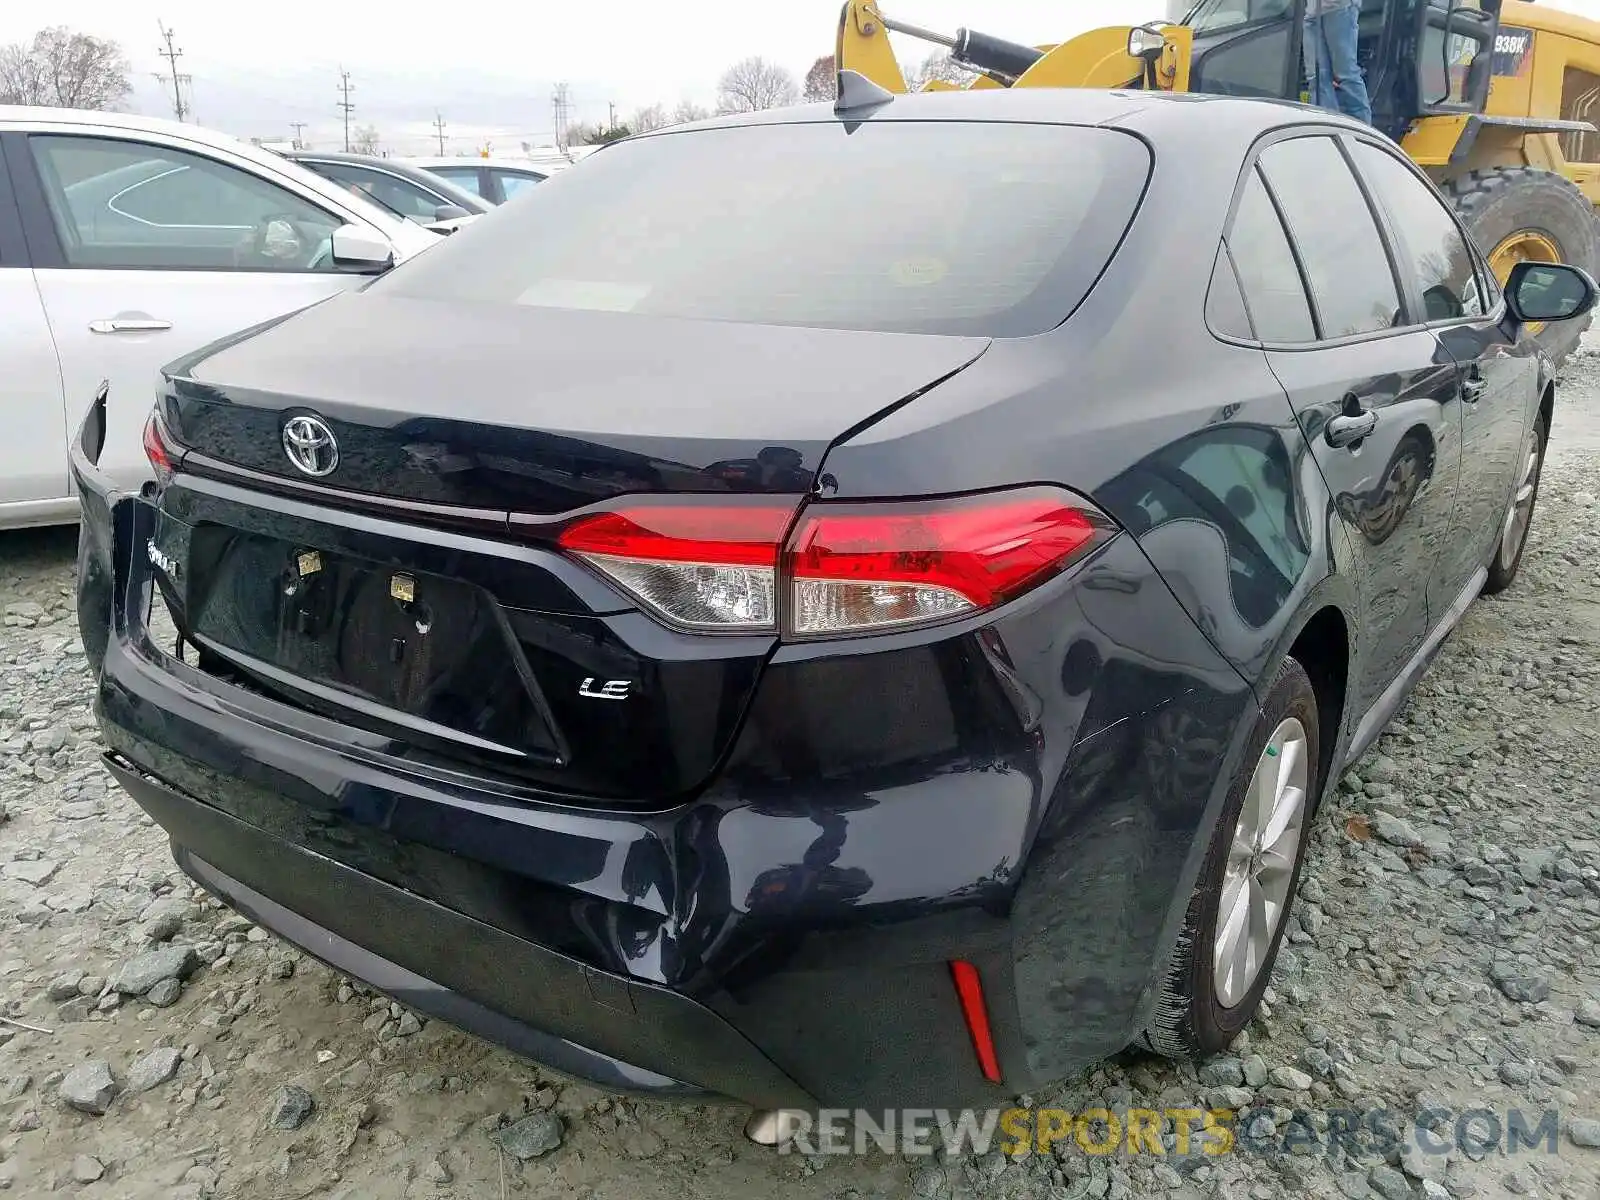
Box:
[1445,166,1599,370]
[1483,413,1548,595]
[1141,657,1320,1060]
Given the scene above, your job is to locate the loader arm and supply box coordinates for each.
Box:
[836,1,1193,95]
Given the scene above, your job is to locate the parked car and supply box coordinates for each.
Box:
[283,151,492,225]
[399,155,549,204]
[71,87,1593,1118]
[0,106,446,530]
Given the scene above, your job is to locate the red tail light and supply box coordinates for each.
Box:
[786,488,1105,637]
[555,487,1111,638]
[557,498,798,632]
[143,413,176,486]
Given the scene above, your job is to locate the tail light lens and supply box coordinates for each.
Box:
[143,412,176,486]
[556,487,1112,638]
[786,489,1107,636]
[557,499,798,631]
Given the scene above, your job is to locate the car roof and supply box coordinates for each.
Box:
[0,104,303,150]
[402,156,552,173]
[641,87,1366,145]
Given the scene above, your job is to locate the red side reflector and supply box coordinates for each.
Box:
[949,959,1002,1083]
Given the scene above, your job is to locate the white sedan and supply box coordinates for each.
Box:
[1,105,445,530]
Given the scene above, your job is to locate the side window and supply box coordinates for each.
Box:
[1226,168,1316,343]
[30,135,343,271]
[495,170,544,199]
[1351,142,1483,321]
[316,163,440,222]
[1206,246,1255,340]
[1258,136,1402,338]
[1193,23,1295,99]
[430,166,484,198]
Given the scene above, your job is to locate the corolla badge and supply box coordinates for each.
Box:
[282,415,339,477]
[146,539,180,579]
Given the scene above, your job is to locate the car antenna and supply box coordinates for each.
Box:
[835,69,896,114]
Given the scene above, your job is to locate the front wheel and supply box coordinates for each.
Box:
[1483,415,1547,595]
[1140,657,1320,1060]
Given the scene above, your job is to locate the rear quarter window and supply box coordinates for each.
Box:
[376,121,1154,338]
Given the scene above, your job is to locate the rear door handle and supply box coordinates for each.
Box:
[1461,370,1487,403]
[88,317,173,334]
[1325,398,1378,449]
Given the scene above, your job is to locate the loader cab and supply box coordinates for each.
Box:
[1180,0,1502,140]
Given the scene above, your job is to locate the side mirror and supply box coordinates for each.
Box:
[433,204,470,222]
[1127,25,1167,60]
[1505,260,1598,324]
[329,225,394,273]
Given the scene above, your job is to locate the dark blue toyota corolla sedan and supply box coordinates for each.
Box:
[71,82,1594,1120]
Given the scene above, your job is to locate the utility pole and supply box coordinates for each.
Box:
[608,100,616,132]
[156,22,190,121]
[289,121,308,150]
[336,68,355,152]
[433,111,447,154]
[551,82,571,152]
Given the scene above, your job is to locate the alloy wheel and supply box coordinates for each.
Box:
[1212,717,1309,1008]
[1499,442,1541,569]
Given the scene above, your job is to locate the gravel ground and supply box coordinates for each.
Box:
[3,356,1600,1200]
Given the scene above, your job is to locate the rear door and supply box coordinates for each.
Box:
[9,127,393,495]
[1234,131,1464,718]
[1346,134,1533,614]
[0,135,68,514]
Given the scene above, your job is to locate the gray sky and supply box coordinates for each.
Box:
[7,1,1600,154]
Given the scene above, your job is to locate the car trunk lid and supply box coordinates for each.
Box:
[162,293,990,513]
[147,294,989,804]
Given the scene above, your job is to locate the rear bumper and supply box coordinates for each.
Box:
[108,752,800,1106]
[72,403,1257,1112]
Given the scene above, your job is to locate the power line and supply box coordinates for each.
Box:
[336,68,355,152]
[433,111,447,154]
[156,21,190,121]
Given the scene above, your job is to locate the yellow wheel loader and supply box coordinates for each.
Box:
[838,0,1600,361]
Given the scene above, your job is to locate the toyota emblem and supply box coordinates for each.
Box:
[282,415,339,477]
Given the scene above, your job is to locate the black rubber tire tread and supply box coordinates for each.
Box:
[1140,656,1321,1061]
[1444,166,1599,369]
[1482,411,1548,596]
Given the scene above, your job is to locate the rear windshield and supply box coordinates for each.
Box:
[375,120,1152,337]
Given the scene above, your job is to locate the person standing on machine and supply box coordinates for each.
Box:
[1304,0,1373,124]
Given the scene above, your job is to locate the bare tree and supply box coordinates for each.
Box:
[630,103,669,133]
[0,26,129,109]
[350,124,381,155]
[572,121,630,145]
[903,51,977,92]
[671,99,710,125]
[716,56,799,113]
[803,54,836,103]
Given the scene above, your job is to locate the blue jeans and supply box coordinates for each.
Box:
[1304,3,1372,125]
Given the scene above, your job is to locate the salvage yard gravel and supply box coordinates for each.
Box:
[3,353,1600,1197]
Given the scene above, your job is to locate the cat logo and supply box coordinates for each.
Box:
[578,677,631,701]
